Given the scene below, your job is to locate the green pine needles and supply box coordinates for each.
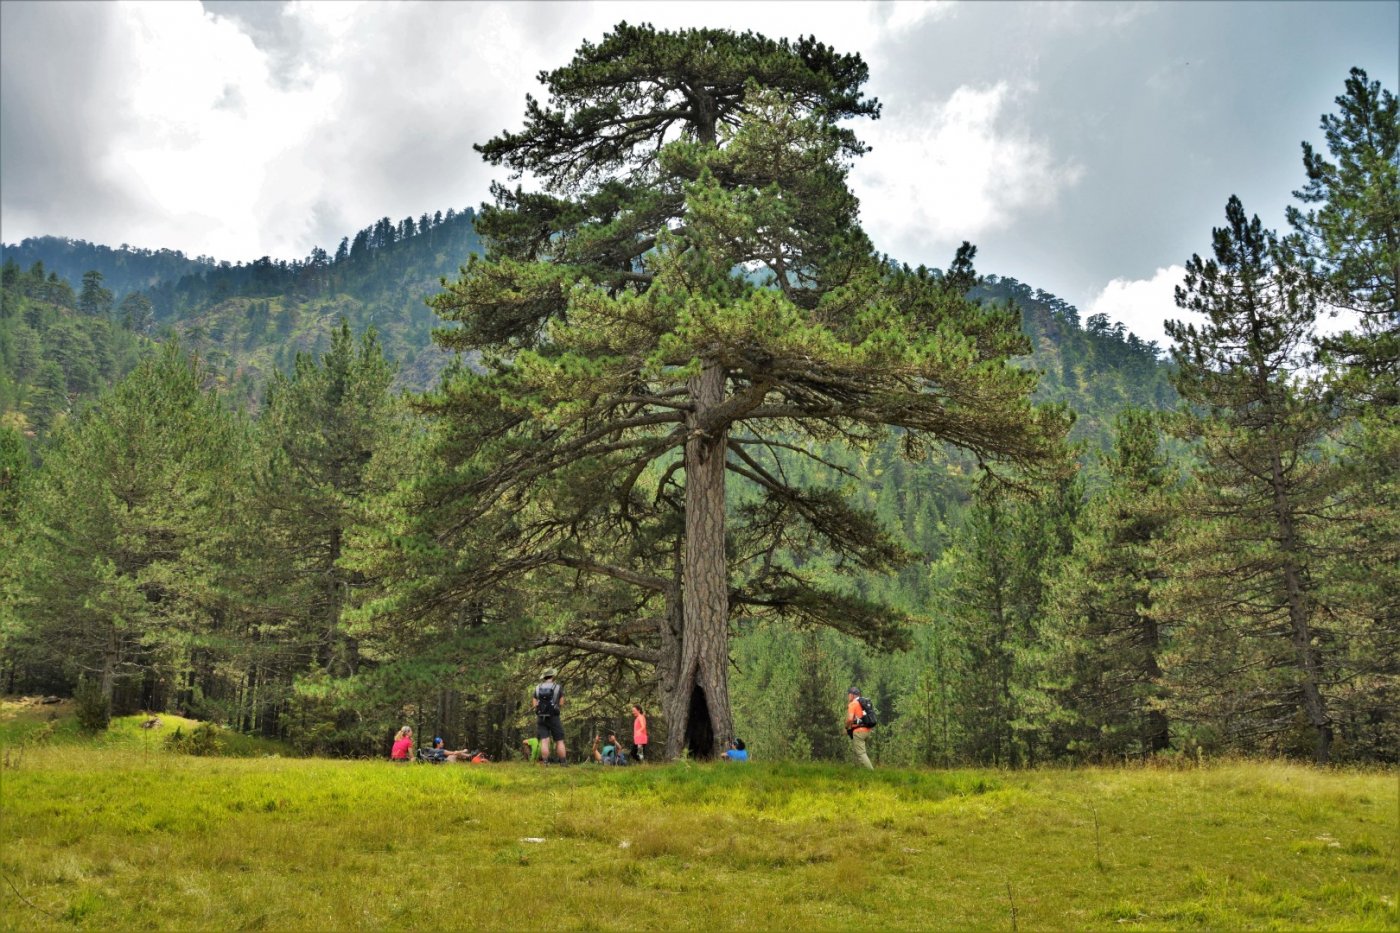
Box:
[406,24,1070,758]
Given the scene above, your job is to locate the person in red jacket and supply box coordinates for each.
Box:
[631,704,649,762]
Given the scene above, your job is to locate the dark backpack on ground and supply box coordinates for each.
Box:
[855,696,877,729]
[534,682,561,717]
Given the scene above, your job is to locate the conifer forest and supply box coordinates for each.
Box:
[1,26,1395,768]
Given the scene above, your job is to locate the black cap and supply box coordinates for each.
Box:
[848,686,860,695]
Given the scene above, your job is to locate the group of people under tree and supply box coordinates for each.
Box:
[529,668,650,767]
[388,726,489,764]
[388,669,879,769]
[526,670,878,767]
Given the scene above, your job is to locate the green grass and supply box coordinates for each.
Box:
[1,721,1395,930]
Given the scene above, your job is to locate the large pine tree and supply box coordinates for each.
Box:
[255,321,398,677]
[939,475,1077,767]
[1160,196,1338,762]
[408,24,1068,758]
[235,321,404,742]
[0,426,29,693]
[1285,69,1400,759]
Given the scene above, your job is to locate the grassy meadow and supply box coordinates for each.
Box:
[1,703,1395,930]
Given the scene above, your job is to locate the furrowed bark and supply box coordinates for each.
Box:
[672,359,733,758]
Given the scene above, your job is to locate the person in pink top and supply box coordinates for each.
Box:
[390,726,413,763]
[631,704,648,762]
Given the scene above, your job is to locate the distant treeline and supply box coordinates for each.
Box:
[1,207,482,324]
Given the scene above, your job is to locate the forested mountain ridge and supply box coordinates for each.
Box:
[0,260,151,435]
[3,211,1173,432]
[977,274,1174,446]
[3,206,482,323]
[0,236,207,300]
[2,208,483,411]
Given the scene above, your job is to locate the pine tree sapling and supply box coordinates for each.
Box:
[74,675,111,733]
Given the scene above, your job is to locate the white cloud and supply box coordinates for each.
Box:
[1087,263,1364,354]
[0,1,348,259]
[880,1,957,33]
[1040,0,1156,33]
[102,2,341,259]
[0,0,975,261]
[589,1,952,54]
[1085,265,1188,350]
[4,0,1396,316]
[851,82,1082,263]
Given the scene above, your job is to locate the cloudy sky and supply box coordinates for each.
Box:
[1,1,1395,348]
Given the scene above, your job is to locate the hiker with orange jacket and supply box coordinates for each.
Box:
[845,687,875,770]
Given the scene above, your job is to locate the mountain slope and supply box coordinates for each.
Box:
[4,210,1174,432]
[0,260,150,435]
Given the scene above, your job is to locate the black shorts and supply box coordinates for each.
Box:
[537,715,564,742]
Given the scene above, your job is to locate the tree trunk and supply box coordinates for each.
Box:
[100,650,117,708]
[1142,616,1170,754]
[671,360,733,759]
[1268,447,1332,764]
[327,526,344,675]
[658,583,686,760]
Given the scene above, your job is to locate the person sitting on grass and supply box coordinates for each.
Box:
[521,736,540,763]
[390,726,413,763]
[605,733,629,765]
[431,739,483,763]
[721,738,748,762]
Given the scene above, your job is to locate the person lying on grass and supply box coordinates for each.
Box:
[590,733,630,765]
[432,747,489,763]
